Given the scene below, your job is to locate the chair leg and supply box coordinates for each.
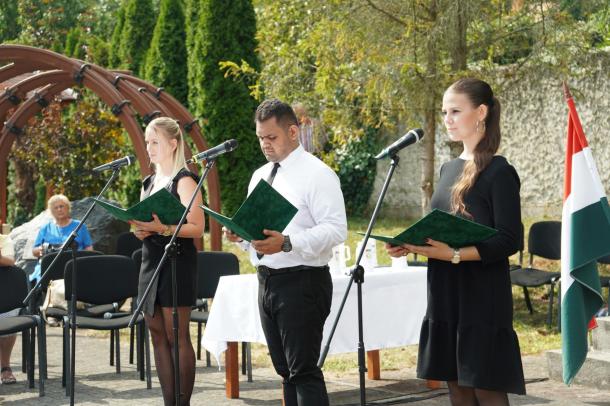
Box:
[241,342,246,376]
[557,282,562,332]
[115,329,121,374]
[129,325,135,365]
[144,322,152,389]
[22,332,27,373]
[197,322,202,360]
[110,329,115,366]
[37,318,46,397]
[138,322,145,381]
[28,327,35,388]
[246,342,252,383]
[547,282,556,327]
[41,321,48,380]
[523,286,534,314]
[62,319,68,388]
[206,350,211,367]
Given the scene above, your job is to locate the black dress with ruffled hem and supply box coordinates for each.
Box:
[416,156,526,395]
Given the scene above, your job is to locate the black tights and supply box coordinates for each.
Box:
[447,381,510,406]
[146,306,196,406]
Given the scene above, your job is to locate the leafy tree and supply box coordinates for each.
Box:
[143,0,188,104]
[108,3,126,68]
[10,97,126,202]
[191,0,264,214]
[0,1,21,43]
[119,0,155,74]
[185,0,201,109]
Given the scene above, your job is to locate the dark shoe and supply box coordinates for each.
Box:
[1,366,16,384]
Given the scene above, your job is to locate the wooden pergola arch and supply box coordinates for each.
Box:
[0,45,222,250]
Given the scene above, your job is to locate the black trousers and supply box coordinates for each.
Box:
[257,265,333,406]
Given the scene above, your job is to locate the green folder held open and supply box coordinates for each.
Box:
[201,179,298,242]
[362,209,498,248]
[94,188,187,225]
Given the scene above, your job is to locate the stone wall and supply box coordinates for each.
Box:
[368,50,610,220]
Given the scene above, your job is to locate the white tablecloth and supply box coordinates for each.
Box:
[201,266,428,365]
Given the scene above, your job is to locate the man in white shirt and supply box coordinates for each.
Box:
[225,99,347,405]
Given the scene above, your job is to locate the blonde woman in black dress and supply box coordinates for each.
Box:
[131,117,204,405]
[387,78,525,405]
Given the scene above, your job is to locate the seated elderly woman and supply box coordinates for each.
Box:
[31,194,93,283]
[0,233,18,384]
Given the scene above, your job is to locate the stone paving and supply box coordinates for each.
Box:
[1,328,609,405]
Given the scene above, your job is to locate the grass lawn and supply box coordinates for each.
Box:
[97,215,609,375]
[216,215,610,374]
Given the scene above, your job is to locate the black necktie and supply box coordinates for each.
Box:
[257,163,281,259]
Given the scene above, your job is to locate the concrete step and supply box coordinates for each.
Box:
[546,349,610,390]
[592,316,610,351]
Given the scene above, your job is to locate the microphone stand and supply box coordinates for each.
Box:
[21,167,121,406]
[318,154,400,406]
[129,159,215,406]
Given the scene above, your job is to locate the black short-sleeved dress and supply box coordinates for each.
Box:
[416,156,526,395]
[137,169,198,317]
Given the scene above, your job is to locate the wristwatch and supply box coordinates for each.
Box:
[451,248,461,264]
[281,235,292,253]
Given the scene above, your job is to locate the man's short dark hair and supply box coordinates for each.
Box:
[254,99,298,128]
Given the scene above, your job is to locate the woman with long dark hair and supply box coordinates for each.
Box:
[387,78,525,405]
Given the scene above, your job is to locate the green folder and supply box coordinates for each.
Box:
[201,179,298,242]
[94,188,186,225]
[361,209,498,248]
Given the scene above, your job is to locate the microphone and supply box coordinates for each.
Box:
[93,156,135,172]
[186,139,238,164]
[374,128,424,160]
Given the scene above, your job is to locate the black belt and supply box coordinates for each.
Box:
[257,264,329,277]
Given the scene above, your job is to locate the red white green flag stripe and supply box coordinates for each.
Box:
[561,83,610,384]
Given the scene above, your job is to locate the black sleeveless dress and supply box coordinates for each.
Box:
[416,156,526,395]
[137,169,198,316]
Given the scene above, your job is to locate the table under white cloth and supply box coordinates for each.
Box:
[201,266,428,365]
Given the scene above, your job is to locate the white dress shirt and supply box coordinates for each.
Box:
[240,145,347,268]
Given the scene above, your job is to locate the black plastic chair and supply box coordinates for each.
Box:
[510,221,562,326]
[509,222,525,272]
[114,231,142,258]
[190,251,252,381]
[0,266,46,396]
[62,255,151,403]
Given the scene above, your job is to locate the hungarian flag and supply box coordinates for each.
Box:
[561,83,610,384]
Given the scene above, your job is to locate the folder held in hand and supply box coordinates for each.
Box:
[94,189,186,225]
[201,179,298,242]
[362,209,498,248]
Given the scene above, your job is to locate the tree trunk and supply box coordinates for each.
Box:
[451,0,468,71]
[421,0,439,216]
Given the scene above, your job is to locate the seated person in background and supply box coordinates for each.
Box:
[0,234,18,384]
[30,194,93,283]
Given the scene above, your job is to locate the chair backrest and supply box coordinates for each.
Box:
[0,266,28,313]
[64,255,138,305]
[115,231,143,257]
[132,248,143,271]
[40,250,102,291]
[528,221,562,263]
[196,251,239,299]
[598,254,610,265]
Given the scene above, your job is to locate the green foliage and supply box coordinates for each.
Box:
[10,97,126,201]
[333,127,379,216]
[185,0,201,110]
[119,0,155,74]
[0,1,21,42]
[191,0,264,214]
[33,178,47,215]
[108,3,126,68]
[143,0,188,104]
[17,0,87,49]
